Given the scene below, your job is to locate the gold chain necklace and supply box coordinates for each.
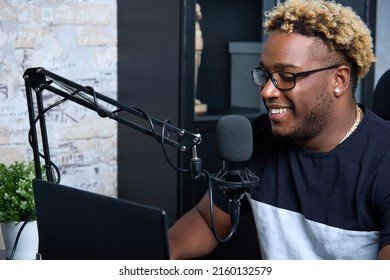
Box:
[339,105,361,144]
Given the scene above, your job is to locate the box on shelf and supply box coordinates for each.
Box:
[229,42,266,111]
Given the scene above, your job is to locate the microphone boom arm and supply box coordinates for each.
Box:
[23,67,202,180]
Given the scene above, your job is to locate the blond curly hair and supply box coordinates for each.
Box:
[263,0,376,79]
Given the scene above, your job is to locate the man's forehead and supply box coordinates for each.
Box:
[260,32,316,69]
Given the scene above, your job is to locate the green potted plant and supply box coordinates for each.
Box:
[0,160,40,260]
[0,160,37,223]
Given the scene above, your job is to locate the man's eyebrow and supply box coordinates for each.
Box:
[260,62,299,71]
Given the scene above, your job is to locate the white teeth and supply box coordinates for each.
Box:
[270,108,289,114]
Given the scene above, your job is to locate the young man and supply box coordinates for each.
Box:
[169,0,390,259]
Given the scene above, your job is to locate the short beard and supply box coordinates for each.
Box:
[288,87,333,141]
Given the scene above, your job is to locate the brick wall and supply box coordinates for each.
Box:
[0,0,117,250]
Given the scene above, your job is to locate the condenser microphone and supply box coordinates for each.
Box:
[211,115,260,232]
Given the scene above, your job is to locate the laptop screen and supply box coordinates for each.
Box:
[32,179,170,260]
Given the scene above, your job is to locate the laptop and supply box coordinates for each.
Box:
[32,179,170,260]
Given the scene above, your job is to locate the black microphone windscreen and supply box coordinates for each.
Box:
[216,115,253,162]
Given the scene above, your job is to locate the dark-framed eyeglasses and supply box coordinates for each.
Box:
[251,64,340,90]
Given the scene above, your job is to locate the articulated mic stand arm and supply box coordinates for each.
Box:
[23,67,202,181]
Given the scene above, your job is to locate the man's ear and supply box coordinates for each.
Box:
[333,65,350,96]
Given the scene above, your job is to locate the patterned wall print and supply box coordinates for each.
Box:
[0,0,118,198]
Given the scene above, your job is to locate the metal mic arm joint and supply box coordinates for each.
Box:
[190,145,206,181]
